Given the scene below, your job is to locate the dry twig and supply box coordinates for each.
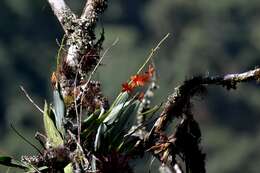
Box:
[20,86,43,113]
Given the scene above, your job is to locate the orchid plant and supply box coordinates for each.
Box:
[1,1,260,173]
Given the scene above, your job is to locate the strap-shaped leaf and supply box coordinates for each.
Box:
[0,156,27,169]
[43,102,64,147]
[25,166,48,173]
[103,101,131,125]
[64,163,73,173]
[94,123,107,151]
[53,85,65,136]
[111,92,129,108]
[99,92,130,125]
[118,100,140,132]
[91,155,97,172]
[108,100,140,150]
[82,110,104,138]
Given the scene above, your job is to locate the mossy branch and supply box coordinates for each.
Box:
[143,68,260,173]
[154,68,260,133]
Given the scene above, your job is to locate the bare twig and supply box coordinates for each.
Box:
[77,38,119,105]
[137,33,170,75]
[74,38,119,143]
[67,130,89,170]
[20,86,43,113]
[10,124,43,155]
[86,38,119,87]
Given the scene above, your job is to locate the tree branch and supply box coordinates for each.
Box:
[47,1,109,116]
[47,0,108,73]
[144,68,260,173]
[47,0,74,31]
[154,68,260,133]
[81,0,108,20]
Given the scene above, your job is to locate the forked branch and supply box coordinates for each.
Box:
[47,0,108,71]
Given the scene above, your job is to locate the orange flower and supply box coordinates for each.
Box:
[121,64,155,93]
[122,83,134,93]
[131,74,149,87]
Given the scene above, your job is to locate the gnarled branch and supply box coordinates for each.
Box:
[144,68,260,173]
[154,68,260,133]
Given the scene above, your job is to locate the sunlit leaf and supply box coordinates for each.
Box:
[94,123,107,151]
[43,102,64,147]
[83,112,97,126]
[64,163,73,173]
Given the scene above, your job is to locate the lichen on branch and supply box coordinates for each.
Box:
[48,0,109,117]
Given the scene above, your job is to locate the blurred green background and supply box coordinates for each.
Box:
[1,0,260,172]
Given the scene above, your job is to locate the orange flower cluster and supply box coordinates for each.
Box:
[122,65,155,93]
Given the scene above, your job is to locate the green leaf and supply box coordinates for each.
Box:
[117,136,139,153]
[43,102,64,147]
[98,92,130,125]
[0,156,27,169]
[25,166,48,173]
[111,92,129,108]
[64,163,73,173]
[91,155,97,172]
[94,123,107,151]
[93,98,141,153]
[103,101,131,125]
[108,100,140,150]
[82,110,104,138]
[83,109,102,127]
[53,85,65,136]
[120,100,140,131]
[83,113,96,126]
[139,104,162,116]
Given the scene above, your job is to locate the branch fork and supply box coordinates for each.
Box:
[47,0,107,73]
